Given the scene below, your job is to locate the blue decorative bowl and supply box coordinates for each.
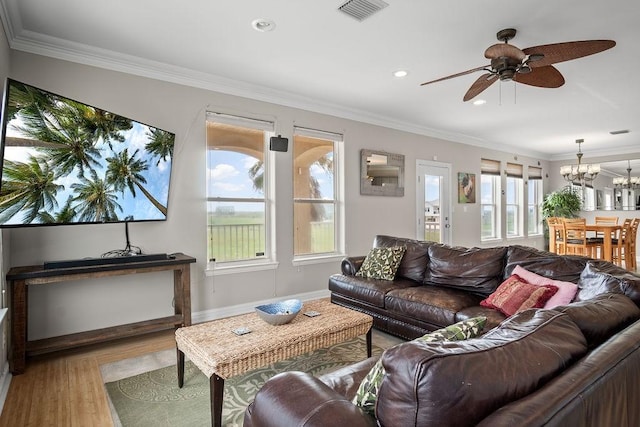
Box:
[255,299,303,325]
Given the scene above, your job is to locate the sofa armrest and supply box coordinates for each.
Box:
[244,371,376,427]
[342,256,366,276]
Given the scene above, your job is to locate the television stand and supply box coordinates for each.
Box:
[7,253,196,375]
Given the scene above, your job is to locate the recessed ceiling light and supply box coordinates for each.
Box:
[473,99,487,106]
[251,18,276,32]
[393,70,408,78]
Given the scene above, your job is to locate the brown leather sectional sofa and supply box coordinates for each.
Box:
[329,235,640,339]
[244,235,640,426]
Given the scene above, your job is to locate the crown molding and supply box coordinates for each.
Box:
[4,15,551,159]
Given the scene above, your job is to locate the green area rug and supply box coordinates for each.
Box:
[105,336,381,427]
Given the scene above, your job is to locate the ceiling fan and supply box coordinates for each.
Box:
[420,28,615,101]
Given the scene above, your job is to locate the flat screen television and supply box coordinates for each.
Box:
[0,79,175,228]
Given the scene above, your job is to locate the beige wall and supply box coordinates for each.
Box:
[6,50,549,339]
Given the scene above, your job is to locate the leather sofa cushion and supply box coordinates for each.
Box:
[554,293,640,347]
[504,245,587,283]
[424,244,507,296]
[245,371,377,427]
[319,356,379,401]
[328,274,418,308]
[455,306,506,331]
[385,286,483,327]
[577,261,640,306]
[373,235,432,283]
[375,310,588,427]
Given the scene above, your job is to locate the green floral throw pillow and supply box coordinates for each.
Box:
[352,316,487,416]
[355,246,406,281]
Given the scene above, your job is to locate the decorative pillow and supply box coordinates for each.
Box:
[513,265,578,308]
[355,246,406,281]
[352,316,487,416]
[480,275,558,316]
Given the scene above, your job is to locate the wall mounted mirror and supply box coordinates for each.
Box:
[360,149,404,196]
[586,159,640,211]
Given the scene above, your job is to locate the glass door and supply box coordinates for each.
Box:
[416,160,451,244]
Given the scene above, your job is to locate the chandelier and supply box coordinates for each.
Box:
[613,160,640,189]
[559,139,600,185]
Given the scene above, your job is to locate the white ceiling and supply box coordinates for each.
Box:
[1,0,638,160]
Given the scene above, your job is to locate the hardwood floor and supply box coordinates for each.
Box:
[0,329,176,427]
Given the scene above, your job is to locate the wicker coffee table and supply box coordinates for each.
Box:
[175,298,373,427]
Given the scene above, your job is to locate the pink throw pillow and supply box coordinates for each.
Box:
[480,275,558,316]
[512,265,578,309]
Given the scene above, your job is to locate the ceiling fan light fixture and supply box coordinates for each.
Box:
[527,53,545,63]
[518,65,532,74]
[420,28,615,102]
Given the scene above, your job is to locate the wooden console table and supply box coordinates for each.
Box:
[7,253,196,375]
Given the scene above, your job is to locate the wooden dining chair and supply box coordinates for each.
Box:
[628,218,639,270]
[563,218,599,258]
[591,216,619,242]
[589,216,620,259]
[612,218,632,268]
[546,217,565,255]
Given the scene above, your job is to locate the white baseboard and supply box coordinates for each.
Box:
[192,290,331,324]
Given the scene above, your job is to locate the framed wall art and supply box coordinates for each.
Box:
[458,172,475,203]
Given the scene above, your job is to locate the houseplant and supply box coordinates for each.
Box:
[542,186,582,219]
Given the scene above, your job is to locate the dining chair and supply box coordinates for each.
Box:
[546,217,565,255]
[563,218,599,258]
[592,216,619,241]
[589,216,620,259]
[628,218,639,270]
[612,218,632,268]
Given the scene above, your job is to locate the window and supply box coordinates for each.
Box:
[506,162,524,238]
[206,113,274,265]
[293,127,343,259]
[481,158,501,240]
[527,166,543,235]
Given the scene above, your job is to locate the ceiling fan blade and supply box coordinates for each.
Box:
[484,43,526,61]
[463,73,498,101]
[523,40,615,68]
[514,65,565,88]
[420,65,488,86]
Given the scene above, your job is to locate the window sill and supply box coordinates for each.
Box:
[292,254,346,267]
[480,238,503,244]
[206,261,279,276]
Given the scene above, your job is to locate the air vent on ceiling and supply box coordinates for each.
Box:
[609,129,630,135]
[338,0,389,22]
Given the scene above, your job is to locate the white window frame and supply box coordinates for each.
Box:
[205,112,277,275]
[505,162,524,238]
[481,159,501,241]
[292,127,345,265]
[527,166,543,236]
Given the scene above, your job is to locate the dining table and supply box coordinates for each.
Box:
[548,222,622,262]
